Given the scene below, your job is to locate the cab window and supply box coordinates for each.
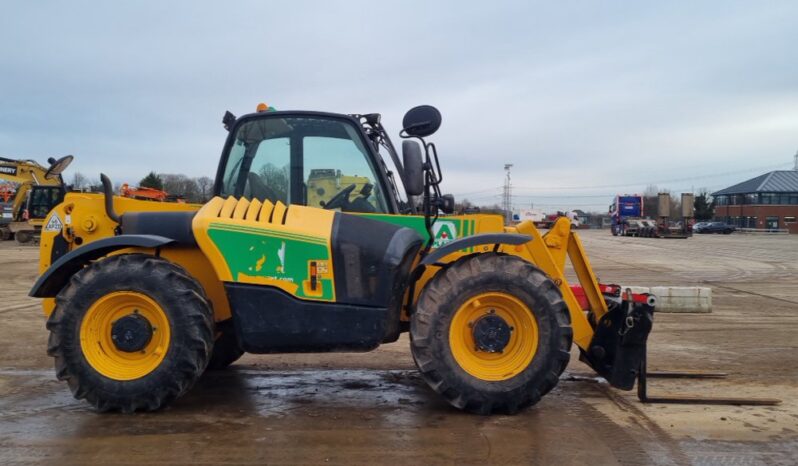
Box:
[221,116,388,213]
[28,187,64,219]
[245,137,290,204]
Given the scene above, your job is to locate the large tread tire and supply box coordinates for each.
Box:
[410,253,572,415]
[206,321,244,371]
[46,254,214,412]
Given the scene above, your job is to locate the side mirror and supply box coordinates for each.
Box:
[402,105,442,137]
[438,194,455,214]
[44,155,74,180]
[402,140,424,196]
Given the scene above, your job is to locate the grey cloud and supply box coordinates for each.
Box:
[1,1,796,211]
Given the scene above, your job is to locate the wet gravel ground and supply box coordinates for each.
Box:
[1,231,796,465]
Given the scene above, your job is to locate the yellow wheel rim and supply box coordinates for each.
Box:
[449,292,538,381]
[80,291,171,381]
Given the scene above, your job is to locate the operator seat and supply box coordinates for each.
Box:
[247,172,282,204]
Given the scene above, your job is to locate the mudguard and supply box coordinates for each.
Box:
[29,234,175,297]
[419,233,532,265]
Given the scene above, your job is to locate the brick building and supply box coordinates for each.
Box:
[712,170,798,234]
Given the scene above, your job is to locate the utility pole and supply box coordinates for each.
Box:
[794,149,798,170]
[503,164,513,223]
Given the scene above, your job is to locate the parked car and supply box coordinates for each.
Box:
[692,222,710,231]
[694,222,735,234]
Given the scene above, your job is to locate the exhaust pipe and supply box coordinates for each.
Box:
[100,173,121,224]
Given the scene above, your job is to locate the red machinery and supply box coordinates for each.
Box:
[120,184,184,203]
[0,184,15,202]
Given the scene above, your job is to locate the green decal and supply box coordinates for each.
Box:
[359,214,476,249]
[431,220,458,248]
[208,223,334,301]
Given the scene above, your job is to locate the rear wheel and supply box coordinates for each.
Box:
[410,253,572,414]
[46,254,214,412]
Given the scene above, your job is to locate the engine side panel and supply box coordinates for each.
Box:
[193,197,338,301]
[193,197,423,309]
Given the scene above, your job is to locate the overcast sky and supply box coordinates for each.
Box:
[2,1,797,212]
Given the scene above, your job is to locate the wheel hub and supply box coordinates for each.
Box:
[111,313,153,352]
[472,313,512,353]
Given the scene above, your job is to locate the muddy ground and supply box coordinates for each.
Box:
[0,230,796,465]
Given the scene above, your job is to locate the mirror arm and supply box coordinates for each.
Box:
[418,140,442,257]
[426,142,443,185]
[421,171,435,256]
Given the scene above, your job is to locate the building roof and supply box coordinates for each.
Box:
[712,170,798,196]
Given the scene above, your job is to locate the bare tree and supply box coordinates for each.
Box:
[70,172,88,191]
[160,173,200,203]
[454,198,477,214]
[642,185,683,219]
[478,203,505,216]
[194,176,214,203]
[86,178,102,192]
[257,164,289,203]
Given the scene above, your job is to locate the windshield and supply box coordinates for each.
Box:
[220,116,388,213]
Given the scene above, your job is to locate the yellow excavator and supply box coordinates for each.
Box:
[0,155,73,243]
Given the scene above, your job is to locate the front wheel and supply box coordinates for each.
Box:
[46,254,214,412]
[410,253,572,414]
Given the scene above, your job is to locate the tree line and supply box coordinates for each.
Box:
[69,172,214,204]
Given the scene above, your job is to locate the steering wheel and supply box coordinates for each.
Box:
[323,184,356,210]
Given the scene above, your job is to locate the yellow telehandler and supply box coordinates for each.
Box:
[31,104,769,413]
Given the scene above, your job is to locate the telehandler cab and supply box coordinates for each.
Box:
[31,104,660,414]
